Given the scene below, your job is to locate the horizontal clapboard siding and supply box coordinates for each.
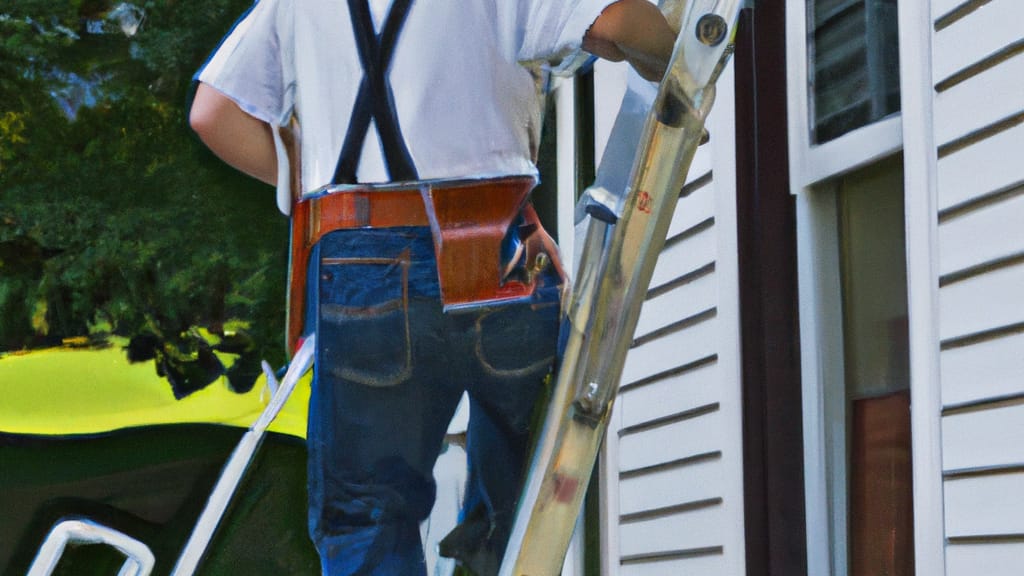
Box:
[938,192,1024,278]
[941,331,1024,407]
[932,0,1023,87]
[942,403,1024,471]
[619,550,727,576]
[934,2,1024,571]
[613,132,738,574]
[618,359,719,432]
[931,0,975,27]
[618,408,724,473]
[634,272,717,344]
[944,472,1024,536]
[619,313,718,387]
[946,541,1024,576]
[618,454,722,516]
[618,505,725,562]
[939,264,1024,342]
[936,123,1024,214]
[646,217,718,293]
[933,52,1023,150]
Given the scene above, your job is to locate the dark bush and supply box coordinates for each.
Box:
[0,0,290,387]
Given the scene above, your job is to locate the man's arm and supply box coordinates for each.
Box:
[583,0,676,82]
[189,83,278,186]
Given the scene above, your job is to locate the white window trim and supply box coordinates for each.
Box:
[896,1,946,575]
[795,184,847,576]
[787,1,946,575]
[785,0,904,192]
[797,117,903,189]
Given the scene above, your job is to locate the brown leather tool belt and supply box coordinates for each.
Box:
[287,176,565,353]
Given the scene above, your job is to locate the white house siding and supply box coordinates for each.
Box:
[604,64,746,576]
[932,1,1024,573]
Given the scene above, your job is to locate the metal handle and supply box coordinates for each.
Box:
[27,519,155,576]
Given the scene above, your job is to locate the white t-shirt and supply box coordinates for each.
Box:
[197,0,615,213]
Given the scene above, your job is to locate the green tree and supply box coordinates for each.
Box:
[0,0,290,393]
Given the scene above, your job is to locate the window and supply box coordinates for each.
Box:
[835,158,914,576]
[803,157,916,576]
[808,0,901,142]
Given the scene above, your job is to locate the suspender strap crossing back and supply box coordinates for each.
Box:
[333,0,418,184]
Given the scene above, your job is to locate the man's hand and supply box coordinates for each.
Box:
[583,0,676,82]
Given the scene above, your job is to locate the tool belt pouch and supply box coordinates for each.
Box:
[418,177,565,312]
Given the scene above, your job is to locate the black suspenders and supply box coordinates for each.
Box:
[333,0,418,184]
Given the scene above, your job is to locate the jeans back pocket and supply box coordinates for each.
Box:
[317,250,412,388]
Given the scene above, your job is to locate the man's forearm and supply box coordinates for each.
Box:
[190,83,278,186]
[584,0,676,81]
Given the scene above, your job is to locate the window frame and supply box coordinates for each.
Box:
[785,0,946,574]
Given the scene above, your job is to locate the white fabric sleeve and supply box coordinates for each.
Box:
[197,0,295,214]
[195,0,292,126]
[517,0,617,73]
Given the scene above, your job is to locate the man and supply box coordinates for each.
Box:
[191,0,674,573]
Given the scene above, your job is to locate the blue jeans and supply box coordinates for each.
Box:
[305,226,562,575]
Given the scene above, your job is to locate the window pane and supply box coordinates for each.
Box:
[836,158,914,576]
[838,162,909,397]
[809,0,901,142]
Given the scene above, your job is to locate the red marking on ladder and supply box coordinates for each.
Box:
[637,191,653,214]
[553,473,580,503]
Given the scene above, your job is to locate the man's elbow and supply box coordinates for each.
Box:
[585,0,628,49]
[586,0,676,81]
[189,108,211,143]
[189,84,219,143]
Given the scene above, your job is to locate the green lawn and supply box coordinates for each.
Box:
[0,343,309,438]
